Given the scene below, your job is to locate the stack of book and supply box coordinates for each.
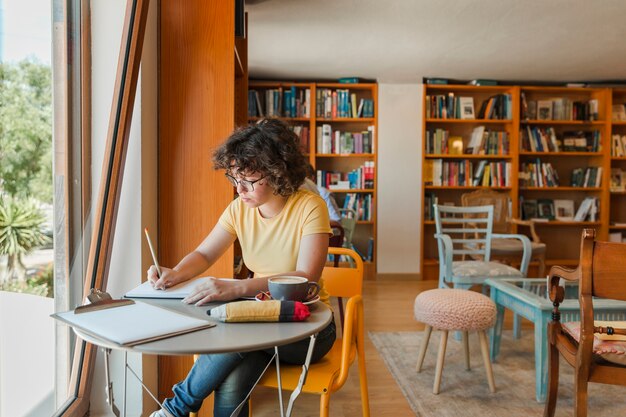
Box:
[316,125,375,154]
[316,89,374,119]
[612,134,626,157]
[248,87,311,118]
[571,166,603,188]
[518,160,560,187]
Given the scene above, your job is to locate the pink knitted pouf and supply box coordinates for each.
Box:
[414,288,497,395]
[414,288,496,331]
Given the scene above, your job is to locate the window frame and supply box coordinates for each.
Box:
[52,0,151,415]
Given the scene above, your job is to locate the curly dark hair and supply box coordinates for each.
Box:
[213,119,308,196]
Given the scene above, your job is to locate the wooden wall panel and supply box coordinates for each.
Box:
[158,1,235,412]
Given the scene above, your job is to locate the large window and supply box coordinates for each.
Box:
[51,0,153,416]
[0,1,56,416]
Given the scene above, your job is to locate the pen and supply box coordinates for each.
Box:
[144,228,162,279]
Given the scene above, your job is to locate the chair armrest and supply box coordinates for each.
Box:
[508,218,541,243]
[492,233,532,276]
[547,264,579,305]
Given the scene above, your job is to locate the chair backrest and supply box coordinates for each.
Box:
[338,208,357,247]
[461,189,510,234]
[578,229,626,303]
[434,204,494,262]
[323,247,364,299]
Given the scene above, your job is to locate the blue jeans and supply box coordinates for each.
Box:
[163,320,336,417]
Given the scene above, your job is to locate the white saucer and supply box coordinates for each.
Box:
[254,293,320,305]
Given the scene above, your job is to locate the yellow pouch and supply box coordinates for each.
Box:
[207,300,310,323]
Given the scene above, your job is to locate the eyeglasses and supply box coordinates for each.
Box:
[225,173,266,192]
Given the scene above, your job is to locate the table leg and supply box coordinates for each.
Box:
[274,346,284,417]
[123,350,128,417]
[534,312,550,403]
[285,333,317,417]
[229,352,278,417]
[490,299,505,361]
[103,348,121,416]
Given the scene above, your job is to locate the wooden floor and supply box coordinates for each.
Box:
[250,279,527,416]
[251,279,438,417]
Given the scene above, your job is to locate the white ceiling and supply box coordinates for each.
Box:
[246,0,626,84]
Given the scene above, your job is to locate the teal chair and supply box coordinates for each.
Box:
[434,204,532,338]
[434,204,532,291]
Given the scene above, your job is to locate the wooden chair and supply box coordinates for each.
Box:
[254,247,370,417]
[434,204,532,290]
[544,229,626,417]
[462,189,547,277]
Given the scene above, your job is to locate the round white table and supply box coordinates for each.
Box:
[71,298,333,417]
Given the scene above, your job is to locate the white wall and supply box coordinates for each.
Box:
[1,292,55,417]
[90,0,157,415]
[377,83,423,275]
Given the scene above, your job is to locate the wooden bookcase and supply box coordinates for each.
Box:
[420,84,615,280]
[248,81,378,268]
[610,88,626,241]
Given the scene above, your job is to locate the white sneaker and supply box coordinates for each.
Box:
[149,409,175,417]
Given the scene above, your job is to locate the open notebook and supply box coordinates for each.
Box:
[52,301,215,346]
[125,277,216,299]
[124,277,256,300]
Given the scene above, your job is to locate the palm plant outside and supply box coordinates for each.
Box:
[0,197,49,282]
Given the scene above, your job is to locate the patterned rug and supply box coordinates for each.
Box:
[369,330,626,417]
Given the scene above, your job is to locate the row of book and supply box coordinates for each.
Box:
[315,89,374,119]
[610,168,626,192]
[425,127,510,155]
[424,159,512,187]
[425,93,512,120]
[341,193,373,222]
[521,93,600,121]
[518,160,560,187]
[611,134,626,157]
[316,162,375,190]
[248,88,311,118]
[316,124,375,154]
[423,192,438,221]
[467,126,510,155]
[291,125,310,152]
[519,197,599,222]
[571,167,603,188]
[520,127,602,152]
[613,104,626,121]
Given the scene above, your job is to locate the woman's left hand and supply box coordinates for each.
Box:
[182,277,243,306]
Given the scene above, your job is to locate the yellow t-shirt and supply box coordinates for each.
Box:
[218,190,332,305]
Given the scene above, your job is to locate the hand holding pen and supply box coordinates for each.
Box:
[144,228,179,290]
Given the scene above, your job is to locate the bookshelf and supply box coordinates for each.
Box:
[610,88,626,243]
[421,84,615,280]
[249,81,378,268]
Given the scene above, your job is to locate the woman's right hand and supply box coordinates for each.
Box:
[147,265,186,290]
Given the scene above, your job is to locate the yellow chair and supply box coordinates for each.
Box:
[254,247,370,417]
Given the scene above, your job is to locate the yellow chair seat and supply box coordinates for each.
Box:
[252,247,370,417]
[258,339,357,393]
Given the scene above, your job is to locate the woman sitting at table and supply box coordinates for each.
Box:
[148,119,336,417]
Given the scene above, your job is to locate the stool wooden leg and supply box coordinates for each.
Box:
[433,330,448,394]
[416,325,432,372]
[479,331,496,393]
[462,331,470,370]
